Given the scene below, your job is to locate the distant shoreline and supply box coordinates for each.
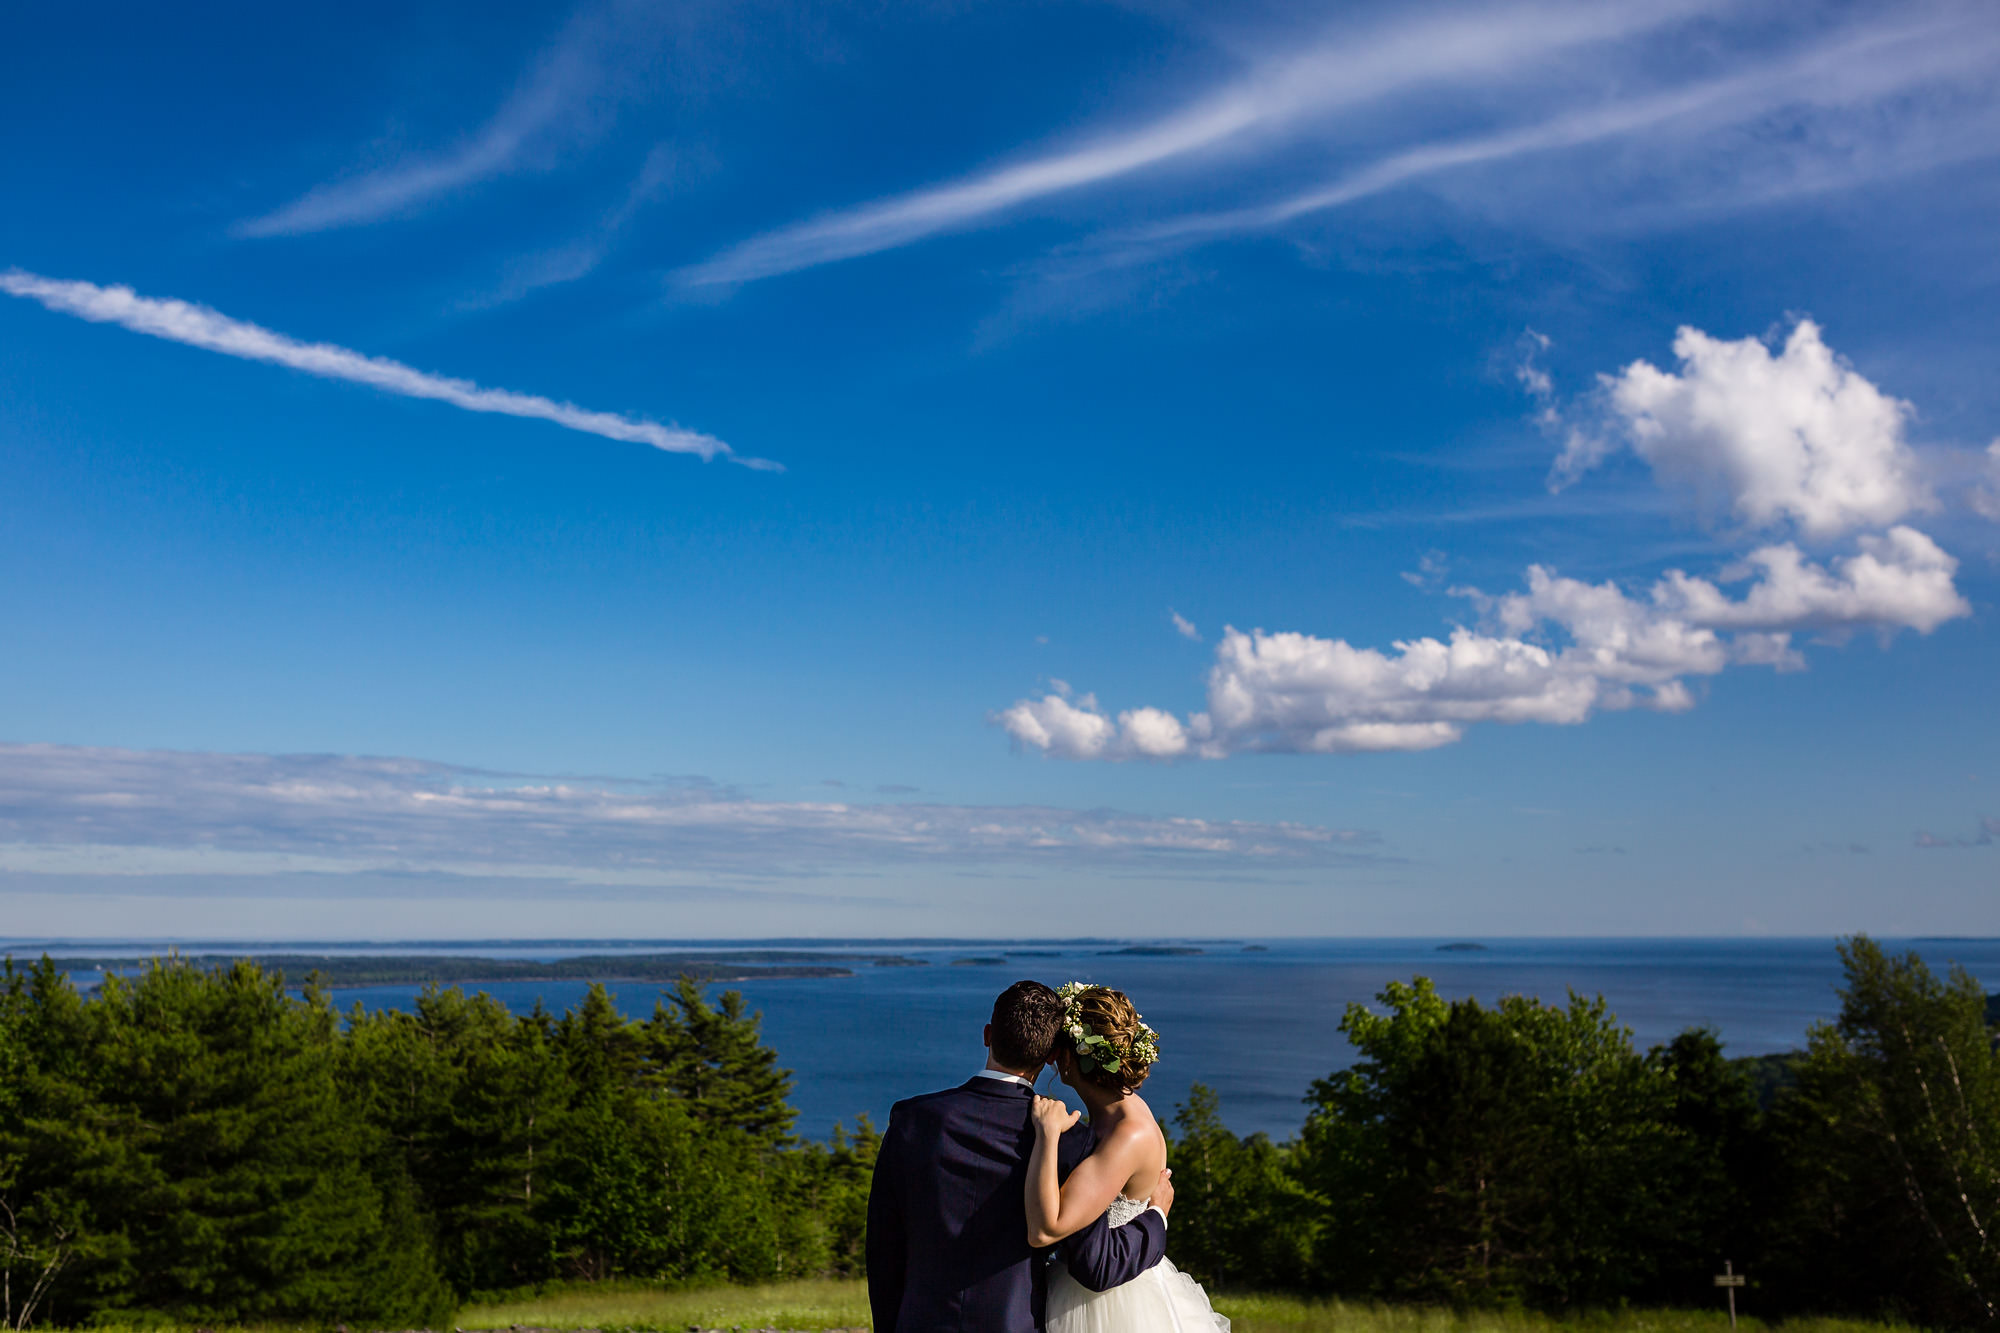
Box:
[23,952,906,987]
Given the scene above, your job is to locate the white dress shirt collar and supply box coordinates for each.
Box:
[974,1067,1035,1088]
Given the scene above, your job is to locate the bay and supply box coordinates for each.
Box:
[27,936,2000,1141]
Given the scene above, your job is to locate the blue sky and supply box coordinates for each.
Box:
[1,0,1996,939]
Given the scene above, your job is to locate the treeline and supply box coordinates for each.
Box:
[0,961,876,1329]
[1165,937,2000,1327]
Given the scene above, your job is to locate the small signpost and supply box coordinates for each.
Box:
[1715,1260,1746,1329]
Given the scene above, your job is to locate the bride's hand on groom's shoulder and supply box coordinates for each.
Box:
[1032,1094,1081,1136]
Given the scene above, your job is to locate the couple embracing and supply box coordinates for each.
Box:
[867,980,1227,1333]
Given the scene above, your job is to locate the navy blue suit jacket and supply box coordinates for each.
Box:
[866,1076,1168,1333]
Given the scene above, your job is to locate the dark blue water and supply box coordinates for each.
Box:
[29,937,2000,1141]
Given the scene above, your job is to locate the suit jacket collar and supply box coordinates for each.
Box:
[961,1074,1036,1098]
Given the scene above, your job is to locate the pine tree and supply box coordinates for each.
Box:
[342,984,574,1296]
[4,958,451,1326]
[642,978,796,1144]
[1165,1085,1318,1290]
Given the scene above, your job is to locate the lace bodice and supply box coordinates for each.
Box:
[1105,1195,1149,1227]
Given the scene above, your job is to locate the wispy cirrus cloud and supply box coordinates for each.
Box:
[0,744,1376,889]
[1108,12,2000,258]
[685,2,2000,289]
[676,0,1724,286]
[237,2,658,237]
[0,269,771,469]
[463,144,679,309]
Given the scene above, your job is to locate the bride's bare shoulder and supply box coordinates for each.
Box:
[1100,1095,1161,1149]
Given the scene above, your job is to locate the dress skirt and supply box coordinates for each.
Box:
[1046,1254,1230,1333]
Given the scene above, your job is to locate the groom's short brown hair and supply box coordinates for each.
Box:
[990,980,1064,1070]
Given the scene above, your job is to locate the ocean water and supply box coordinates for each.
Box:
[25,937,2000,1141]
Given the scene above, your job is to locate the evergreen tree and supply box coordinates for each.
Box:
[1165,1085,1318,1290]
[340,985,569,1295]
[1639,1028,1766,1303]
[815,1116,881,1276]
[4,959,450,1327]
[0,960,85,1331]
[0,955,847,1322]
[642,979,796,1144]
[558,983,646,1094]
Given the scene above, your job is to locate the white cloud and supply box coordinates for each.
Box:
[237,3,651,237]
[0,744,1374,882]
[1651,527,1969,636]
[0,269,770,469]
[1002,308,1985,764]
[1171,609,1201,640]
[1594,320,1931,537]
[1000,527,1969,760]
[1117,707,1194,759]
[677,0,1725,285]
[995,693,1117,759]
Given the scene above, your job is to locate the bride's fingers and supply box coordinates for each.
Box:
[1032,1096,1080,1131]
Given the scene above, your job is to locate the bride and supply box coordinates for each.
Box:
[1026,982,1229,1333]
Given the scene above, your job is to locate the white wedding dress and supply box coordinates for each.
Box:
[1047,1196,1229,1333]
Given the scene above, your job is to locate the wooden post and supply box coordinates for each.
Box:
[1714,1260,1745,1329]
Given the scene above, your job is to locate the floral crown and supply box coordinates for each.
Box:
[1056,981,1161,1075]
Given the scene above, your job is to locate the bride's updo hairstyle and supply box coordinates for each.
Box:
[1056,983,1161,1094]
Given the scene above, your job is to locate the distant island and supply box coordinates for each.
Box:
[1436,942,1489,952]
[1098,946,1204,956]
[1242,944,1270,952]
[36,951,919,987]
[949,956,1007,966]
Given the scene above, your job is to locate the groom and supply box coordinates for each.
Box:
[867,980,1173,1333]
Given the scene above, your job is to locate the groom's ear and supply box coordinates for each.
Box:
[982,1021,993,1051]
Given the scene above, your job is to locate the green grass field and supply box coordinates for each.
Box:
[458,1278,871,1330]
[454,1279,1919,1333]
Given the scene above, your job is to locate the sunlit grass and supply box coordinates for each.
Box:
[67,1281,1924,1332]
[1208,1293,1918,1333]
[454,1280,1919,1333]
[456,1277,872,1330]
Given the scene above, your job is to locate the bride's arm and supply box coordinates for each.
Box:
[1026,1096,1134,1247]
[1061,1167,1172,1291]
